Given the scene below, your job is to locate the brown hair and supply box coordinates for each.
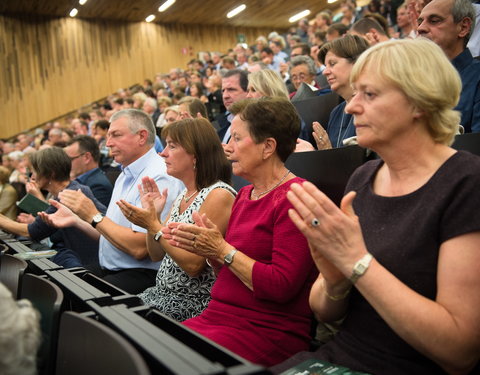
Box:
[162,118,231,188]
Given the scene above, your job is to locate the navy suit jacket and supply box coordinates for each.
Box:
[216,113,231,142]
[76,167,113,207]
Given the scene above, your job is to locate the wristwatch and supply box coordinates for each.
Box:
[349,253,373,284]
[223,249,238,266]
[91,213,104,228]
[153,229,163,241]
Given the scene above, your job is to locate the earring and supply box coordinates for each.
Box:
[193,162,196,170]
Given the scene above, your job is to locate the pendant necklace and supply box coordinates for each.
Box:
[251,169,291,200]
[337,108,353,148]
[184,190,198,203]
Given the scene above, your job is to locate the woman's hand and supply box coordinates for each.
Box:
[164,211,229,259]
[39,200,78,228]
[312,122,332,150]
[138,177,167,216]
[287,181,368,279]
[295,138,316,153]
[17,213,35,224]
[26,180,45,201]
[117,198,159,232]
[58,189,97,222]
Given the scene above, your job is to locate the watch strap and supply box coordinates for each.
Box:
[349,253,373,284]
[224,249,238,266]
[153,229,163,241]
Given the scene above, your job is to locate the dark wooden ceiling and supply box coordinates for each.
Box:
[0,0,338,29]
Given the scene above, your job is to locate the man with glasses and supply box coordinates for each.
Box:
[64,135,113,206]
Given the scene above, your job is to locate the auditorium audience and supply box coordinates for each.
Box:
[164,97,317,366]
[0,282,40,375]
[117,118,235,321]
[273,38,480,375]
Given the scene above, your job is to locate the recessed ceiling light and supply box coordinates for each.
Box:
[289,10,311,23]
[69,8,78,17]
[79,0,87,5]
[145,14,156,22]
[158,0,175,12]
[227,4,246,18]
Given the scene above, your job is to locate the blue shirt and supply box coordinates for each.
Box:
[326,101,356,148]
[452,48,480,133]
[99,147,184,271]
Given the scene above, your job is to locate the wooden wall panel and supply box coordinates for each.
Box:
[0,14,271,139]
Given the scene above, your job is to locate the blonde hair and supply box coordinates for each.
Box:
[248,69,289,98]
[350,38,461,145]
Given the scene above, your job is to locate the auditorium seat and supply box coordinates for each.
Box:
[452,132,480,156]
[55,311,151,375]
[0,253,28,298]
[20,273,64,375]
[285,145,369,206]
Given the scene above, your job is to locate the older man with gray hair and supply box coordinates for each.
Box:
[57,109,183,293]
[418,0,480,133]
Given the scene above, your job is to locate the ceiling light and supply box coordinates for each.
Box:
[79,0,87,5]
[69,8,78,17]
[158,0,175,12]
[327,0,337,3]
[227,4,246,18]
[289,10,311,23]
[145,14,156,22]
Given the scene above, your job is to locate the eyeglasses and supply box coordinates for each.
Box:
[68,152,85,161]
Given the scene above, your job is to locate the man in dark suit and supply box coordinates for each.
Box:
[215,69,249,144]
[64,135,113,206]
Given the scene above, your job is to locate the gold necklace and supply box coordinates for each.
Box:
[251,169,290,200]
[184,190,198,203]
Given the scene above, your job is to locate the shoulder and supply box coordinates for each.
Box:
[201,183,236,207]
[345,159,383,193]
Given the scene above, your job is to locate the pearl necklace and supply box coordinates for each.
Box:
[184,190,197,203]
[251,170,290,200]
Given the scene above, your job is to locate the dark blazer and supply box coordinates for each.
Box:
[76,167,113,207]
[215,113,231,142]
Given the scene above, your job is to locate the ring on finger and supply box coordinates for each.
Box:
[311,217,320,227]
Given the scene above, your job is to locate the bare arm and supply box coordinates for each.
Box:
[0,214,29,237]
[120,187,235,276]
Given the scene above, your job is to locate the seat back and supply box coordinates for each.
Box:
[20,273,64,375]
[55,311,150,375]
[285,145,369,206]
[0,253,28,298]
[452,133,480,156]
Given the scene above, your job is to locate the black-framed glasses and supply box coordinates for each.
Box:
[68,152,85,161]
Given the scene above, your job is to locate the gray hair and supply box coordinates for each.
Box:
[144,97,158,110]
[289,55,317,76]
[0,283,40,375]
[110,109,156,145]
[452,0,476,42]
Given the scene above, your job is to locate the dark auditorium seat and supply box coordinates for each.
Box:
[452,132,480,156]
[285,145,369,206]
[55,311,151,375]
[20,273,64,375]
[0,253,28,298]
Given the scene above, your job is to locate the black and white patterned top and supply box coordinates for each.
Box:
[138,181,236,321]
